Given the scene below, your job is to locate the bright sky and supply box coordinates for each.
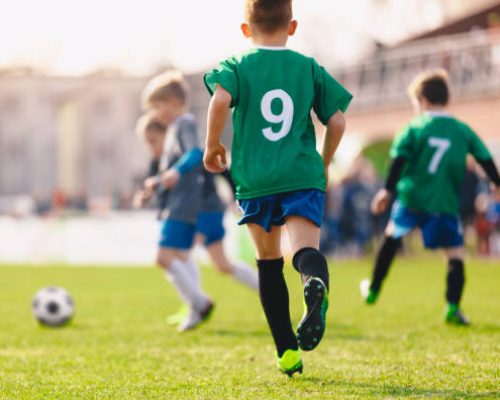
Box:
[0,0,446,75]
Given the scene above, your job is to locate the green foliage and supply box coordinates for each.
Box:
[362,139,392,178]
[1,256,499,399]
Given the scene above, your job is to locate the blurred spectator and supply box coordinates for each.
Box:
[475,193,493,256]
[321,155,380,257]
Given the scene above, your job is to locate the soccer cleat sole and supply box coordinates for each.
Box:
[297,278,328,351]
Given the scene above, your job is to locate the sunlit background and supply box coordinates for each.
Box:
[1,0,499,263]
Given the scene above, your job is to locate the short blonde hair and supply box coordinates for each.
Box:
[135,111,167,138]
[141,70,189,110]
[407,69,450,105]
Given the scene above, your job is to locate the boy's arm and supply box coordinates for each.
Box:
[477,158,500,187]
[371,156,407,215]
[321,110,346,183]
[204,85,231,173]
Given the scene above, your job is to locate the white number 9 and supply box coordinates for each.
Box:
[260,89,294,142]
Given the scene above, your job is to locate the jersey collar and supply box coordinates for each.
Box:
[255,45,288,51]
[424,111,452,118]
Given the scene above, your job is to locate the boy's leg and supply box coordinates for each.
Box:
[247,223,299,359]
[362,202,416,304]
[184,255,200,286]
[286,216,328,288]
[157,248,210,312]
[368,232,401,296]
[444,247,469,325]
[286,216,329,351]
[205,240,259,290]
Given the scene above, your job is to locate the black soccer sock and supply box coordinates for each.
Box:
[257,258,298,357]
[370,236,401,293]
[446,258,465,306]
[292,248,329,291]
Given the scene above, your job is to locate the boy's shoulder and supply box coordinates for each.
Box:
[408,113,472,133]
[227,47,316,65]
[172,113,197,129]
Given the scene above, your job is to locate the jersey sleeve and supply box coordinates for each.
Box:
[390,124,414,159]
[464,125,491,161]
[203,57,239,107]
[312,60,353,124]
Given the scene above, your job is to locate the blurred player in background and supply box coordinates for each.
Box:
[138,74,258,331]
[362,70,500,325]
[203,0,351,375]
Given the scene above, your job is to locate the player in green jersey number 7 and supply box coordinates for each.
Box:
[361,69,500,325]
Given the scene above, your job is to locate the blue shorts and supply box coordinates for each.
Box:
[389,200,463,249]
[238,189,325,232]
[196,212,225,246]
[159,212,225,249]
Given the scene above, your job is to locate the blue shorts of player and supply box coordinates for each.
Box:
[159,212,225,249]
[389,200,463,249]
[238,189,325,233]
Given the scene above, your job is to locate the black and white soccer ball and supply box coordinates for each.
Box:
[32,286,74,327]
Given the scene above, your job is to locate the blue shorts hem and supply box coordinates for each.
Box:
[238,189,324,233]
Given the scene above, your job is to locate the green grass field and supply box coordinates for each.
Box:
[1,255,499,399]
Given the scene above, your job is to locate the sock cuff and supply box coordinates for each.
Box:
[448,258,464,267]
[256,258,284,271]
[385,236,402,245]
[292,247,319,270]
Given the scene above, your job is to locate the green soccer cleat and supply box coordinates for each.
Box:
[276,349,303,376]
[445,303,470,326]
[360,279,379,305]
[166,304,189,326]
[296,277,329,351]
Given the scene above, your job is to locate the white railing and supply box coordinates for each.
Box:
[335,29,500,110]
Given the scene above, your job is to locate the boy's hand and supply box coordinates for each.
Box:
[371,188,392,215]
[204,142,227,173]
[161,169,181,189]
[144,176,161,191]
[132,189,150,209]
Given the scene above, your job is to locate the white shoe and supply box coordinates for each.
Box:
[360,279,370,300]
[177,308,203,332]
[176,301,214,332]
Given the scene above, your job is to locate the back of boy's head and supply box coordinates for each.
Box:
[408,69,450,106]
[245,0,292,34]
[136,111,167,138]
[141,70,189,110]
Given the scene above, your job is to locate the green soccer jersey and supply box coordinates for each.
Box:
[204,47,352,200]
[391,112,492,214]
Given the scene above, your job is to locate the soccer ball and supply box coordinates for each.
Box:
[32,286,74,327]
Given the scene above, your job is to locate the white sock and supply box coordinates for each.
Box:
[232,260,259,291]
[166,259,210,310]
[184,256,200,286]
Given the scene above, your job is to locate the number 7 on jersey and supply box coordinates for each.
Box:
[427,137,451,174]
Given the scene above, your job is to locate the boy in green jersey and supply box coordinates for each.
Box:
[361,70,500,325]
[203,0,352,375]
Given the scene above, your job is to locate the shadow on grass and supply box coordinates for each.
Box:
[301,377,499,398]
[209,329,269,338]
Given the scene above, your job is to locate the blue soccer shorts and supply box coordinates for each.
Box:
[159,219,196,250]
[196,212,225,246]
[238,189,325,232]
[159,212,226,249]
[389,200,464,249]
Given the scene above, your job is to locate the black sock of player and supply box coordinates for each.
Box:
[292,248,329,291]
[370,236,401,292]
[446,258,465,305]
[257,258,298,357]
